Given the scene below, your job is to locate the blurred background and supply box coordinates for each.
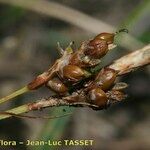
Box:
[0,0,149,150]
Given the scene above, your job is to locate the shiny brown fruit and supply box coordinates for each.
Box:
[95,33,115,44]
[62,65,86,82]
[88,88,107,107]
[84,40,108,59]
[84,33,115,59]
[46,78,68,94]
[95,68,117,91]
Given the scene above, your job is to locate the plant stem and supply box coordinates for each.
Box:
[0,86,29,105]
[109,44,150,75]
[0,104,29,120]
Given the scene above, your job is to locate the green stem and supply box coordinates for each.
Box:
[0,104,29,120]
[0,86,29,105]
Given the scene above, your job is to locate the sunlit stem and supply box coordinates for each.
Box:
[0,86,29,105]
